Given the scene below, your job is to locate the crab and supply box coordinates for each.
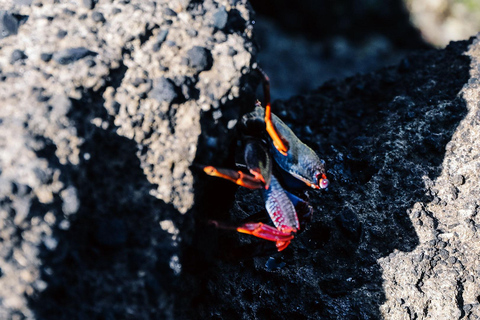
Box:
[203,69,329,251]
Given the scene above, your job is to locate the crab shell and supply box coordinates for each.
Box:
[267,109,329,190]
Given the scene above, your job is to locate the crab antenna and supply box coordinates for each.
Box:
[257,67,289,156]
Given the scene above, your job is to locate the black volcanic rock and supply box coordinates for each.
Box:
[0,0,479,319]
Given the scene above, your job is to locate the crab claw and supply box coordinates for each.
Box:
[202,165,264,189]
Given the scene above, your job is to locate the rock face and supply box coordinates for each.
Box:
[1,1,480,320]
[0,0,256,319]
[185,37,480,320]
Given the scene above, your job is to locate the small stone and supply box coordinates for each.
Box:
[164,8,177,17]
[213,6,228,29]
[149,77,179,103]
[91,11,105,23]
[152,29,169,52]
[82,0,94,9]
[452,174,465,186]
[52,47,97,65]
[56,29,67,39]
[413,253,424,262]
[463,304,473,312]
[265,257,286,271]
[63,8,76,16]
[10,49,27,64]
[439,249,449,259]
[186,29,197,37]
[447,256,457,264]
[0,11,18,39]
[227,119,237,129]
[437,240,447,248]
[186,46,212,72]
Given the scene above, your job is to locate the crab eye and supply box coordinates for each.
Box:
[315,172,329,189]
[319,178,329,189]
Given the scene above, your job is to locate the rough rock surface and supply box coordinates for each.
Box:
[1,1,480,320]
[187,37,479,320]
[0,0,256,319]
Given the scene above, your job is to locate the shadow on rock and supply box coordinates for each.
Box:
[28,92,184,319]
[182,41,471,319]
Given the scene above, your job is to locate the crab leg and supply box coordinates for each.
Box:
[237,222,294,242]
[257,68,289,156]
[202,166,264,189]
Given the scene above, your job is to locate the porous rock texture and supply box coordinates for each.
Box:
[187,36,480,320]
[1,1,480,320]
[0,0,256,319]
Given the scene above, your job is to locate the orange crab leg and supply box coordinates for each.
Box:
[203,166,264,189]
[237,222,295,251]
[258,68,289,156]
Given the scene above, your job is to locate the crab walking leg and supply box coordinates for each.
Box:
[237,223,295,242]
[235,176,300,251]
[203,166,264,189]
[257,68,289,156]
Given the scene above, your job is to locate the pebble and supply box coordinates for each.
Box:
[0,10,18,39]
[213,6,228,30]
[92,11,106,23]
[439,249,449,259]
[186,46,212,72]
[52,47,97,65]
[152,29,169,52]
[10,49,27,64]
[82,0,94,9]
[265,257,286,271]
[164,8,177,17]
[452,174,465,186]
[149,77,178,103]
[56,29,67,39]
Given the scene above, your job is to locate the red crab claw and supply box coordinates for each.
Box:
[257,68,289,156]
[237,222,295,251]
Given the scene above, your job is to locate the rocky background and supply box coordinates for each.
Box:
[0,0,479,320]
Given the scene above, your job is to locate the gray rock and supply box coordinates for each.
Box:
[9,49,27,63]
[0,11,18,39]
[0,1,256,319]
[186,46,213,72]
[52,47,97,65]
[91,11,105,23]
[213,6,228,30]
[149,77,179,103]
